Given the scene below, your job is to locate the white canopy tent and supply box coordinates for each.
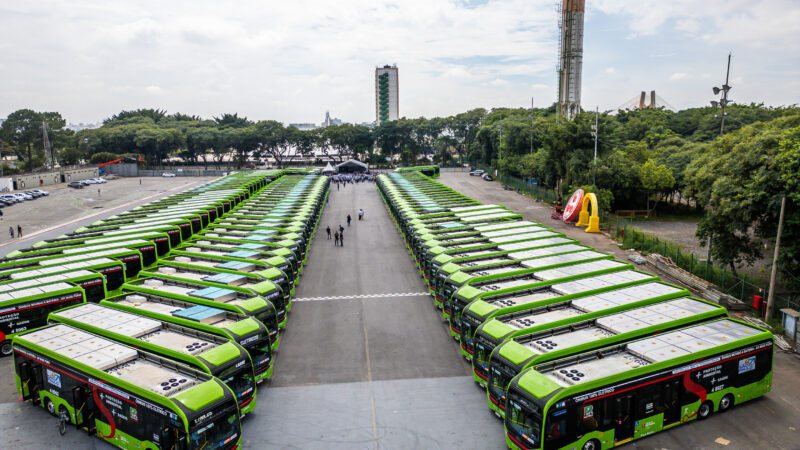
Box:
[322,162,336,174]
[336,159,369,173]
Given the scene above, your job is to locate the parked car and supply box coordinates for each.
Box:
[24,191,42,198]
[469,170,485,176]
[482,173,493,181]
[162,172,176,177]
[0,195,18,204]
[13,193,32,201]
[31,189,49,196]
[68,181,85,189]
[94,177,107,184]
[0,199,13,207]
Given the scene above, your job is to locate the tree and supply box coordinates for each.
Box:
[0,109,43,170]
[638,159,675,215]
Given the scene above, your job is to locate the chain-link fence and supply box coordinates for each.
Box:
[497,174,558,204]
[604,216,799,311]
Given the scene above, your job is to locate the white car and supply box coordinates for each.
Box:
[31,189,49,196]
[162,172,176,177]
[87,177,107,184]
[13,193,32,201]
[0,194,18,204]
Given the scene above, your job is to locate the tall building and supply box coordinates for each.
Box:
[375,65,399,125]
[557,0,585,120]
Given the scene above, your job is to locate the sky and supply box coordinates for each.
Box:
[1,0,798,125]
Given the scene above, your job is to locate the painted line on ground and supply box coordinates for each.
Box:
[0,180,204,249]
[294,292,429,302]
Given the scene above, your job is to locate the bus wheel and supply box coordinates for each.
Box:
[45,398,56,416]
[582,439,600,450]
[719,394,734,412]
[698,401,713,420]
[0,341,12,356]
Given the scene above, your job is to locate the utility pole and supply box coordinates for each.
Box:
[765,196,786,321]
[591,106,598,186]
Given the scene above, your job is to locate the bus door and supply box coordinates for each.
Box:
[17,361,43,403]
[72,385,96,434]
[661,379,682,426]
[160,425,186,450]
[614,394,634,442]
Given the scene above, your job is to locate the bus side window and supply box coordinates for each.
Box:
[636,384,660,419]
[598,398,613,429]
[546,407,574,448]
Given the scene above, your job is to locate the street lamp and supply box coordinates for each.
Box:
[711,53,733,136]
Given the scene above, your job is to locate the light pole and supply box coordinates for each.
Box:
[711,53,733,136]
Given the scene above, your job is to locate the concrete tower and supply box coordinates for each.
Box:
[557,0,585,120]
[375,65,399,125]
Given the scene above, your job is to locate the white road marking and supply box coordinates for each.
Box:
[294,292,429,302]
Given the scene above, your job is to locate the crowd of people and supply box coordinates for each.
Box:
[328,172,379,188]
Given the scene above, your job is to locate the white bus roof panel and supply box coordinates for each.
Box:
[551,270,652,295]
[474,221,537,232]
[496,237,573,252]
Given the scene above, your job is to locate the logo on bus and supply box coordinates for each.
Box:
[47,369,62,388]
[738,356,756,374]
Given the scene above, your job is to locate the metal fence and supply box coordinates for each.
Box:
[606,216,799,312]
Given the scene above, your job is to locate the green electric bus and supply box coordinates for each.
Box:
[72,217,196,240]
[0,282,86,356]
[439,248,608,315]
[0,256,127,291]
[0,269,108,303]
[0,248,145,281]
[49,303,258,415]
[434,243,589,308]
[1,239,159,269]
[395,165,441,178]
[13,324,243,449]
[101,292,273,383]
[484,294,727,419]
[180,241,299,279]
[149,263,289,328]
[9,231,172,260]
[38,224,185,250]
[474,281,688,390]
[504,318,772,450]
[168,249,294,298]
[450,259,634,343]
[122,274,280,350]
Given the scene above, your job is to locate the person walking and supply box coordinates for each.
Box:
[347,214,351,226]
[326,225,331,240]
[16,224,22,237]
[359,208,364,221]
[334,231,340,246]
[339,224,344,236]
[9,226,13,239]
[339,232,344,247]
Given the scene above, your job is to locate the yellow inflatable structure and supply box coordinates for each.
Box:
[574,192,601,233]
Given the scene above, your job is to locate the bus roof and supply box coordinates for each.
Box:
[19,324,205,397]
[537,319,764,388]
[8,257,119,280]
[500,282,686,332]
[471,259,627,294]
[0,269,96,292]
[37,248,139,266]
[0,281,77,301]
[52,304,226,358]
[62,239,151,254]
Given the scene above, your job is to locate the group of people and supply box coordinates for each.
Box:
[330,173,377,190]
[326,209,365,247]
[8,225,22,239]
[326,224,346,246]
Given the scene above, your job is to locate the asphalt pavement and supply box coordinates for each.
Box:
[246,180,506,449]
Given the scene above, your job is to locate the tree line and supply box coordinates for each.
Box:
[1,104,798,288]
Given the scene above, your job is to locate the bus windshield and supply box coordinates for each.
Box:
[507,392,542,448]
[217,364,255,403]
[489,365,513,408]
[244,336,272,376]
[188,405,240,450]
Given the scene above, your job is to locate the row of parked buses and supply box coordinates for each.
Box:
[0,169,329,450]
[377,170,774,450]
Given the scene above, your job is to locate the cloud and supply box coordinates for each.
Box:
[670,73,688,80]
[489,78,509,86]
[604,67,616,73]
[144,85,163,94]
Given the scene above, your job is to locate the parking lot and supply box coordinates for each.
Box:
[0,173,798,449]
[0,176,214,250]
